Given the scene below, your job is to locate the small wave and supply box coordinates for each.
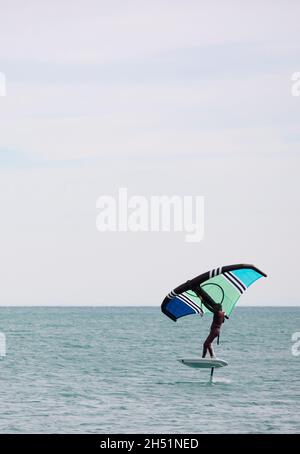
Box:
[155,380,215,387]
[211,377,232,385]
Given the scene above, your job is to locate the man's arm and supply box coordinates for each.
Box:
[193,287,219,314]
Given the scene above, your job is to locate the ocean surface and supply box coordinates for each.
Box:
[0,307,299,434]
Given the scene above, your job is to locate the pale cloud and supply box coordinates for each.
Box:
[0,73,298,160]
[1,1,300,63]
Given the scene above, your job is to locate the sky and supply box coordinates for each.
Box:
[0,0,299,306]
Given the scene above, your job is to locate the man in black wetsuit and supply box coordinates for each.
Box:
[193,287,228,358]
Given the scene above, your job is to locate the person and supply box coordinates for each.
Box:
[192,287,228,358]
[202,306,225,358]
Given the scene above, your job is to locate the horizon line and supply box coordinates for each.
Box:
[0,305,299,308]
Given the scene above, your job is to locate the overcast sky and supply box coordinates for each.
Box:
[0,1,299,306]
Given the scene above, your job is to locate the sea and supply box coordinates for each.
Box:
[0,306,299,434]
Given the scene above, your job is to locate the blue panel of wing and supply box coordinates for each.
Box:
[231,268,263,288]
[167,297,196,319]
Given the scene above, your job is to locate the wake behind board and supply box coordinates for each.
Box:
[179,358,228,369]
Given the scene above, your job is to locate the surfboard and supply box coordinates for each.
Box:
[178,358,228,369]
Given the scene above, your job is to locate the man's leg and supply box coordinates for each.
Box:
[208,331,219,357]
[203,331,218,358]
[208,344,215,358]
[202,333,213,358]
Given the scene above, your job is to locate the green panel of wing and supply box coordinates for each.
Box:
[184,276,241,315]
[201,275,241,315]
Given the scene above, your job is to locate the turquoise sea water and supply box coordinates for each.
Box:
[0,307,299,434]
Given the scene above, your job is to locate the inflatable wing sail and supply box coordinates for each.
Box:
[161,264,267,321]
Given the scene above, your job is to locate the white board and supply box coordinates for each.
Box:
[178,358,228,369]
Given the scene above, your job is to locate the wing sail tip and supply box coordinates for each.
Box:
[227,263,267,278]
[248,264,267,278]
[161,296,178,322]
